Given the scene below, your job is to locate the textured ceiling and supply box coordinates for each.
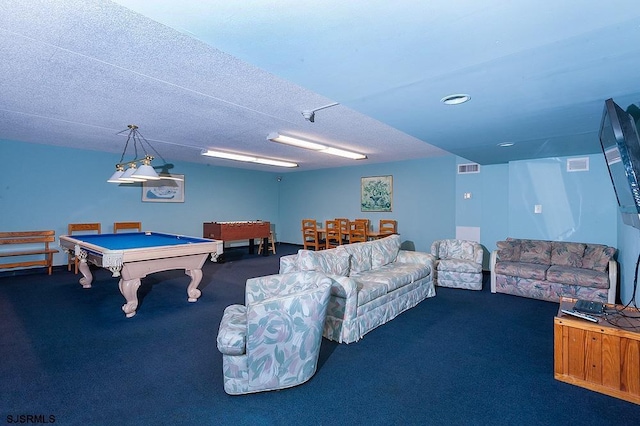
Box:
[2,1,640,174]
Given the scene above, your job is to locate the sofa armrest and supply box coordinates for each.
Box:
[490,250,498,293]
[216,304,247,356]
[608,259,618,304]
[471,242,484,265]
[279,254,298,274]
[325,275,358,320]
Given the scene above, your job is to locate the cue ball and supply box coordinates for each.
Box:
[145,231,151,236]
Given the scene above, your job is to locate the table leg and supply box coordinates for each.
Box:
[77,252,93,288]
[186,268,203,302]
[119,277,141,318]
[248,239,256,254]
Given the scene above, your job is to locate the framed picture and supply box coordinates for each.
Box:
[361,175,392,212]
[142,175,185,203]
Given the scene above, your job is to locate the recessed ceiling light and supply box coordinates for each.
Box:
[441,94,471,105]
[498,142,514,147]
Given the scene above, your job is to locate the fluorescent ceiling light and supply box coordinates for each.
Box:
[201,149,298,168]
[267,133,367,160]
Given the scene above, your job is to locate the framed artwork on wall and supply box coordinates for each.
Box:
[361,175,392,212]
[142,175,185,203]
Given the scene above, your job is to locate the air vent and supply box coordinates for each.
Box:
[604,147,621,165]
[567,157,589,172]
[457,163,480,174]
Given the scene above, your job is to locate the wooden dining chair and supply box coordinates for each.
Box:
[325,220,342,249]
[113,221,142,233]
[335,218,350,244]
[349,220,368,244]
[354,218,370,240]
[67,222,101,273]
[302,219,324,251]
[379,219,397,236]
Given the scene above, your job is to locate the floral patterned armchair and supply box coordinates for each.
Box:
[431,239,484,290]
[216,271,332,395]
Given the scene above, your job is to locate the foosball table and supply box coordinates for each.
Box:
[203,221,271,257]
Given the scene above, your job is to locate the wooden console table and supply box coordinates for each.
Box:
[554,297,640,404]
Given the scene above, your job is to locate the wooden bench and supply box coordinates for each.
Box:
[0,230,59,275]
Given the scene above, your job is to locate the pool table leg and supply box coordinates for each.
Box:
[119,277,141,318]
[77,253,93,288]
[186,268,203,302]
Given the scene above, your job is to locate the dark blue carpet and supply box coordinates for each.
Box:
[1,244,638,425]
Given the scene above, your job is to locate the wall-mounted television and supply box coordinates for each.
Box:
[599,98,640,229]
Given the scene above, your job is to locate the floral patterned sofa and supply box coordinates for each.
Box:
[279,234,436,344]
[490,238,618,303]
[216,271,332,394]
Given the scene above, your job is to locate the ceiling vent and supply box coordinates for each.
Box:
[567,157,589,172]
[457,163,480,174]
[604,147,621,165]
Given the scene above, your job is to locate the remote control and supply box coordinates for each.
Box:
[561,309,599,323]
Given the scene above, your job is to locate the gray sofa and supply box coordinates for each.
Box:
[279,234,435,344]
[490,238,617,303]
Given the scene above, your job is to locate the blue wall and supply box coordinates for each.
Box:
[3,139,636,301]
[506,156,617,246]
[277,156,456,253]
[0,139,280,265]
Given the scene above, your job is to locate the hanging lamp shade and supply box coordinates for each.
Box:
[107,164,134,183]
[132,156,160,180]
[120,163,146,182]
[108,125,180,184]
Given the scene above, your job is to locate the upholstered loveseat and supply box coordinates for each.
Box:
[279,234,436,344]
[490,238,618,303]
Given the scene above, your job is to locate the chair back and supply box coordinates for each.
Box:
[349,220,367,244]
[325,220,341,249]
[113,221,142,233]
[301,219,323,250]
[431,239,483,264]
[244,273,331,392]
[335,218,350,243]
[68,223,101,235]
[67,222,101,273]
[379,219,397,236]
[354,218,370,230]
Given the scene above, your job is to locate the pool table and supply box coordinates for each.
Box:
[59,232,223,318]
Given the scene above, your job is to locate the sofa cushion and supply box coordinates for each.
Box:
[342,242,373,273]
[437,258,482,274]
[551,242,586,268]
[546,266,610,289]
[296,248,350,276]
[355,262,431,292]
[519,240,551,265]
[371,234,401,268]
[581,244,616,272]
[352,280,388,305]
[497,240,521,262]
[493,261,548,280]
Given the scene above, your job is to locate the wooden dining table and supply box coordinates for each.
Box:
[315,226,396,242]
